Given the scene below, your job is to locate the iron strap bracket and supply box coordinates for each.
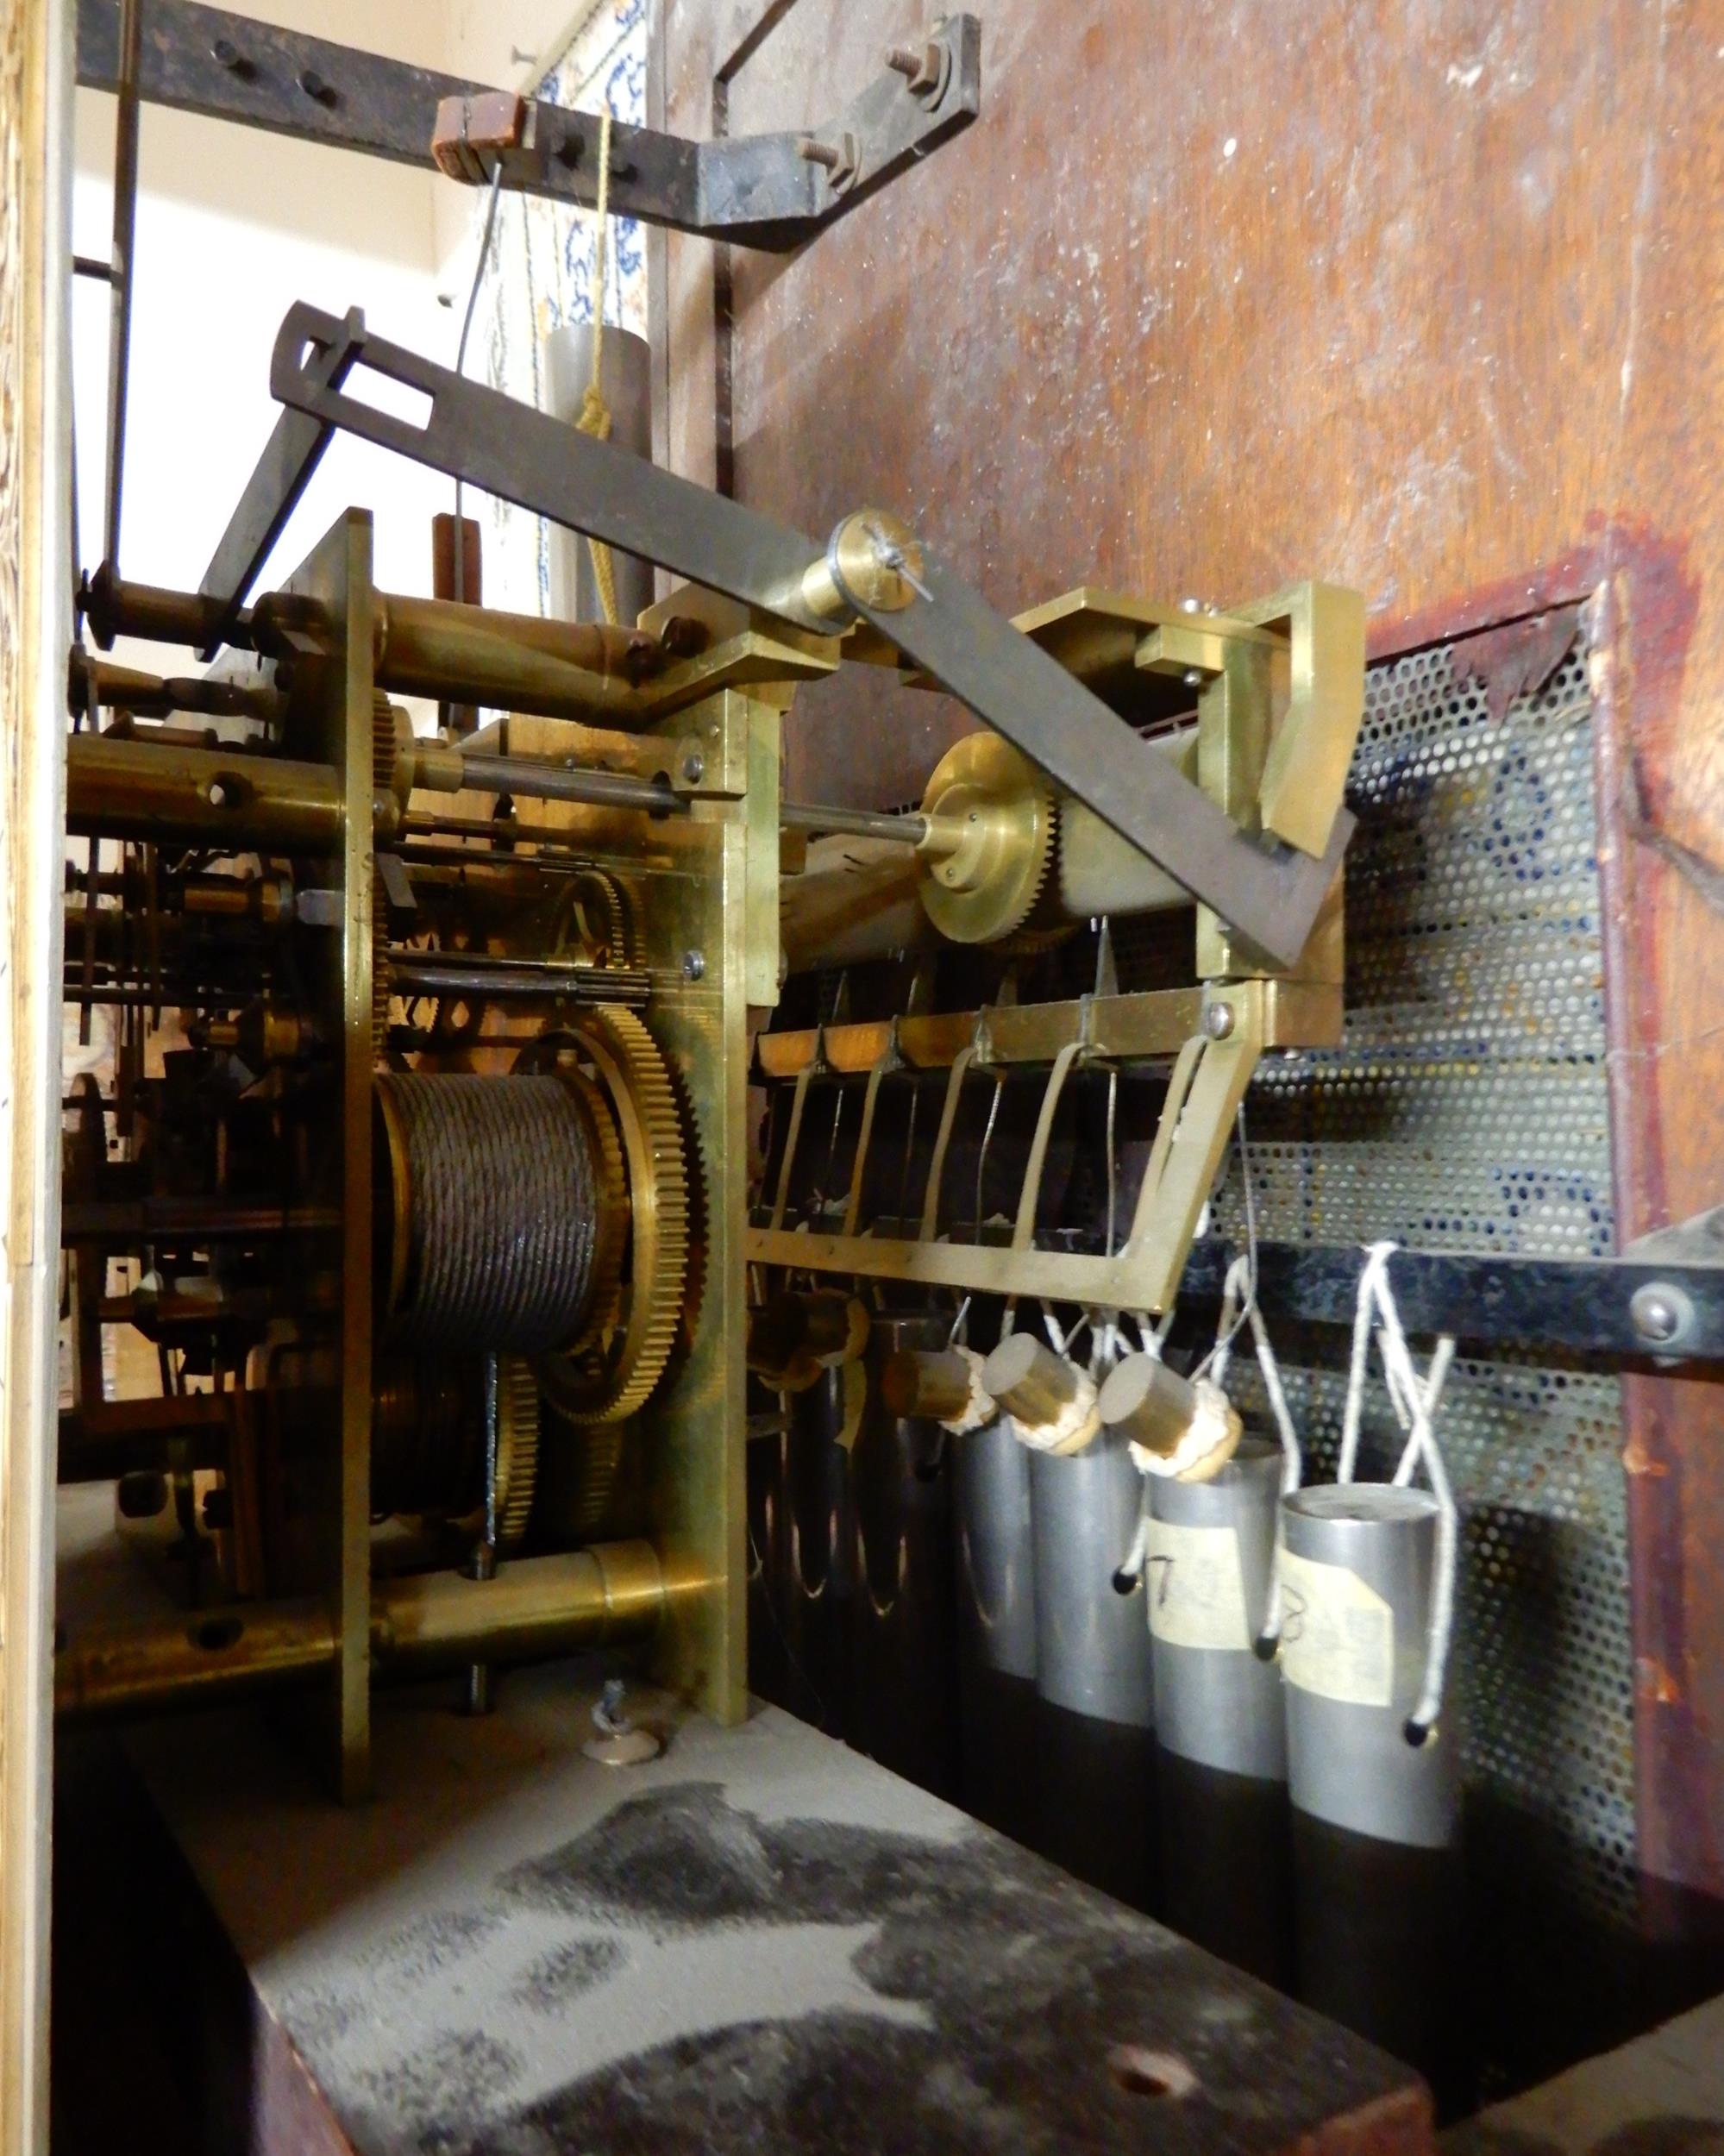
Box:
[75,0,981,251]
[212,303,1341,965]
[1178,1235,1724,1365]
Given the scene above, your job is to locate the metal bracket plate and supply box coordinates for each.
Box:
[75,0,981,251]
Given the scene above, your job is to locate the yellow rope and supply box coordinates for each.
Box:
[574,106,619,624]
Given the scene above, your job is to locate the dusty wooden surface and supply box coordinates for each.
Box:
[655,0,1724,1926]
[116,1667,1434,2156]
[0,0,71,2148]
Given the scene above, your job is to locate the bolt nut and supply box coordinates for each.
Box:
[1631,1280,1693,1348]
[1201,1000,1235,1040]
[680,750,705,785]
[885,39,947,97]
[682,949,706,982]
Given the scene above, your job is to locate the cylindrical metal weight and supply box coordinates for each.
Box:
[1281,1484,1470,2110]
[847,1317,959,1799]
[954,1413,1038,1845]
[775,1367,853,1739]
[1031,1427,1157,1910]
[545,323,655,629]
[1147,1438,1293,1985]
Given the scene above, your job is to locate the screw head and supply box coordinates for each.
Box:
[682,949,705,981]
[1631,1282,1690,1346]
[1201,1000,1235,1040]
[680,750,705,785]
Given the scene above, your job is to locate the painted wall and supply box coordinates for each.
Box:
[69,0,643,653]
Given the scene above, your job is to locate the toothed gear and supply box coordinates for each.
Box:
[565,1069,628,1352]
[994,797,1076,956]
[493,1354,541,1548]
[544,1402,626,1541]
[371,696,409,1054]
[916,734,1059,945]
[372,692,398,794]
[538,1006,693,1426]
[371,921,392,1058]
[560,870,641,972]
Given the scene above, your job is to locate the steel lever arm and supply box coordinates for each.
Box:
[252,301,1346,965]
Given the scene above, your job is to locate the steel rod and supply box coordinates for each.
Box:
[780,799,929,844]
[458,752,681,816]
[103,0,142,570]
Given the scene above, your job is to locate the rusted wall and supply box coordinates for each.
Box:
[655,0,1724,1928]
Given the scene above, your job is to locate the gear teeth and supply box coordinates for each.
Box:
[371,696,405,1056]
[371,918,392,1058]
[567,1072,627,1352]
[372,692,398,793]
[996,794,1077,956]
[494,1355,541,1548]
[551,1006,691,1426]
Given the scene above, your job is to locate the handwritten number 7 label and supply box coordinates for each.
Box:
[1141,1519,1251,1651]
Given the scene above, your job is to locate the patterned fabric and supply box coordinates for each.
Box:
[469,0,649,615]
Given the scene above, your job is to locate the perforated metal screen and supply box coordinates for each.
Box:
[1209,637,1636,1933]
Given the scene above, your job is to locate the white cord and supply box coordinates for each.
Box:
[1338,1241,1459,1746]
[1213,1252,1303,1648]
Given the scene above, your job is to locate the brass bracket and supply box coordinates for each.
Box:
[747,981,1269,1314]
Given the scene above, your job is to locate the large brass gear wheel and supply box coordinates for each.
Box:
[493,1353,541,1549]
[536,1006,693,1426]
[916,733,1057,944]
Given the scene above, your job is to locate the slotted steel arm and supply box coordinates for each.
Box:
[215,301,1348,966]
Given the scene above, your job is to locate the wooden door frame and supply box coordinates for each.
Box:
[1,0,72,2146]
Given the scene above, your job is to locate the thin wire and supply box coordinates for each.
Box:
[1190,1106,1260,1382]
[450,160,506,603]
[893,1074,922,1233]
[974,1075,1005,1241]
[1105,1067,1119,1257]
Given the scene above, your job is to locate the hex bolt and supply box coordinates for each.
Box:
[1631,1281,1692,1347]
[298,67,335,105]
[680,750,705,785]
[682,949,706,981]
[1201,1000,1235,1040]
